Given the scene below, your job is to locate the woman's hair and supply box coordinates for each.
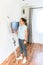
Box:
[21,18,27,26]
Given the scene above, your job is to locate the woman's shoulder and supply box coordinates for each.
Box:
[24,25,27,28]
[24,25,27,30]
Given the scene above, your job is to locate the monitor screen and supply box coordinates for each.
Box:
[11,22,19,31]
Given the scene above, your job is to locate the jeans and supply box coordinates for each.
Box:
[18,39,27,57]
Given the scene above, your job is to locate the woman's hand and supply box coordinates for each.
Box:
[12,29,14,33]
[15,31,18,34]
[24,40,27,44]
[12,28,18,34]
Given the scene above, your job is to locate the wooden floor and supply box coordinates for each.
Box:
[1,43,43,65]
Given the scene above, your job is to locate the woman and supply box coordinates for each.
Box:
[17,18,28,64]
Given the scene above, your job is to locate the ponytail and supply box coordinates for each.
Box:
[21,18,27,26]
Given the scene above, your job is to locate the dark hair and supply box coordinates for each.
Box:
[21,18,27,26]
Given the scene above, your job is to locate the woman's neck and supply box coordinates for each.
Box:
[21,24,25,26]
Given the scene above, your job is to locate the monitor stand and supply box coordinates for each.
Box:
[12,38,18,65]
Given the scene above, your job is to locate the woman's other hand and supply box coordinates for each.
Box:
[24,40,27,44]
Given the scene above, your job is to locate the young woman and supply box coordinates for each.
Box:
[17,18,28,64]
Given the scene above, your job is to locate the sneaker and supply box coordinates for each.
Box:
[22,58,27,64]
[16,56,23,60]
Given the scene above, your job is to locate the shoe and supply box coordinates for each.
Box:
[16,56,23,60]
[22,58,27,64]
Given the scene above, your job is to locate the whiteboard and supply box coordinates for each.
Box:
[32,8,43,33]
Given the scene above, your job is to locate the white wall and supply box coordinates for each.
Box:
[0,0,21,64]
[0,0,21,21]
[20,0,43,7]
